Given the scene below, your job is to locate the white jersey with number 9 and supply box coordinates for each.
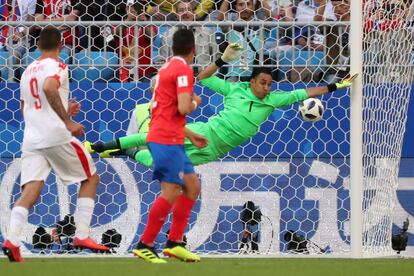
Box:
[20,58,72,150]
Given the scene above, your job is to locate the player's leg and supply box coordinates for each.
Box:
[98,148,154,168]
[168,173,200,243]
[85,133,147,153]
[2,150,50,262]
[133,143,188,263]
[163,150,200,262]
[125,149,153,168]
[73,173,111,251]
[141,181,182,248]
[134,181,181,261]
[45,139,109,252]
[2,181,44,263]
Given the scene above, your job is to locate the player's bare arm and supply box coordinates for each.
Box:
[192,94,202,107]
[43,77,84,136]
[67,98,81,117]
[185,127,208,149]
[198,63,220,81]
[20,100,24,119]
[178,93,198,115]
[43,77,69,122]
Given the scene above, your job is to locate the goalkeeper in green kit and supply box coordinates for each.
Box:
[85,44,358,166]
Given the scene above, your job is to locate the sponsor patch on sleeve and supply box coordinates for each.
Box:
[177,75,189,88]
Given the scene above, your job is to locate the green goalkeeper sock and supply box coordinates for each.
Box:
[119,133,147,149]
[93,133,147,152]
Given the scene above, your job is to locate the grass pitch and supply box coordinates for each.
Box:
[1,257,413,276]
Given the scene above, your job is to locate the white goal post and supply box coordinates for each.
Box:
[350,0,364,258]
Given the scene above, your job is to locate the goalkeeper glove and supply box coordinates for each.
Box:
[222,43,243,63]
[215,43,243,67]
[336,73,359,89]
[328,73,359,92]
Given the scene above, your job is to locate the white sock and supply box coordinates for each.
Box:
[74,197,95,240]
[8,206,29,247]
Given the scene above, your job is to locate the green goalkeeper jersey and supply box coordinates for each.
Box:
[198,76,309,156]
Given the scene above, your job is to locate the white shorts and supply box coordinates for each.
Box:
[21,138,97,186]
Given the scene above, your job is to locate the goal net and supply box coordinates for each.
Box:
[0,0,412,257]
[360,0,414,256]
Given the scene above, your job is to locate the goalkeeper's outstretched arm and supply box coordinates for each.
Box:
[198,43,243,81]
[198,62,220,81]
[306,73,358,98]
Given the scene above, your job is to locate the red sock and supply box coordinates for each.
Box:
[168,195,195,242]
[141,196,172,245]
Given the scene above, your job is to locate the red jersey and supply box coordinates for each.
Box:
[146,56,194,145]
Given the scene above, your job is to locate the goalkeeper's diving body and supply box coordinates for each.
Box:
[85,44,358,166]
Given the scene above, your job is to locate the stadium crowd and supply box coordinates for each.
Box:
[0,0,411,83]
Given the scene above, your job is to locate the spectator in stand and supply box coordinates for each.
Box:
[34,0,80,56]
[117,2,157,82]
[324,0,350,82]
[263,0,295,58]
[75,0,128,52]
[332,0,349,21]
[293,0,302,6]
[1,0,36,54]
[295,0,336,51]
[364,0,410,32]
[157,0,217,75]
[287,0,336,82]
[259,0,294,20]
[221,0,272,21]
[142,0,215,21]
[218,0,270,81]
[364,0,412,82]
[0,0,36,80]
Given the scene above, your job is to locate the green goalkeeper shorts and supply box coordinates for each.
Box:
[185,122,222,166]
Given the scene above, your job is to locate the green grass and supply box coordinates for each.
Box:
[1,258,413,276]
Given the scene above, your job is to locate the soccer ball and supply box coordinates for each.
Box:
[299,98,324,122]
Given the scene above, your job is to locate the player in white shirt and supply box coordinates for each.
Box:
[1,26,109,263]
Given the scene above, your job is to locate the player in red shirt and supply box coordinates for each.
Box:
[132,29,207,263]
